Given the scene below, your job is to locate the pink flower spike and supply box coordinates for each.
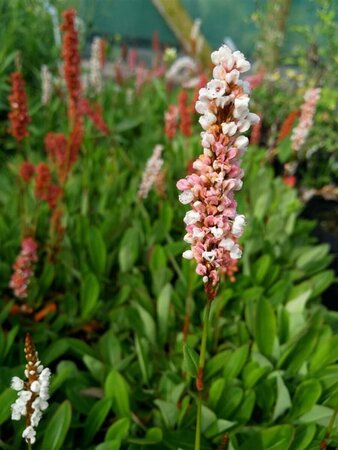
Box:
[176,44,258,298]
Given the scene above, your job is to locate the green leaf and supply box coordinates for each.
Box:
[299,405,338,427]
[135,335,150,384]
[80,272,100,319]
[289,379,322,419]
[289,424,316,450]
[254,255,272,285]
[95,441,121,450]
[83,398,112,445]
[157,283,172,343]
[105,417,130,442]
[105,370,130,417]
[271,372,292,421]
[223,344,249,381]
[88,226,107,275]
[42,401,72,450]
[0,388,17,425]
[296,244,330,272]
[255,298,277,358]
[183,343,199,378]
[154,399,178,429]
[261,425,294,450]
[234,389,256,423]
[119,226,139,272]
[128,427,163,444]
[163,429,212,450]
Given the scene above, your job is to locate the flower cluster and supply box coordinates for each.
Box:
[138,144,164,199]
[291,88,321,151]
[164,105,179,139]
[79,98,109,135]
[41,65,53,106]
[35,163,63,209]
[9,237,38,298]
[45,132,68,181]
[89,37,103,94]
[277,109,300,143]
[61,8,81,120]
[11,333,51,445]
[177,44,259,296]
[20,161,35,183]
[8,72,31,142]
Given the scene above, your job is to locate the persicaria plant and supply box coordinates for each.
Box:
[177,44,259,448]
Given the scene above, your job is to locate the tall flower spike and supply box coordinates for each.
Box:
[41,65,53,106]
[11,334,51,445]
[177,44,259,298]
[291,88,321,152]
[8,72,31,142]
[89,37,103,94]
[61,8,81,121]
[9,237,38,299]
[138,144,164,200]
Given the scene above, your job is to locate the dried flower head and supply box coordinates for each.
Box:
[178,90,192,137]
[9,237,38,299]
[177,44,259,298]
[8,72,31,142]
[138,144,164,199]
[11,333,51,445]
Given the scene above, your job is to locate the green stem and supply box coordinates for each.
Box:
[27,443,32,450]
[194,297,212,450]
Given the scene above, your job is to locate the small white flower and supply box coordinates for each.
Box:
[201,131,215,148]
[22,425,36,444]
[199,111,217,130]
[184,233,193,244]
[215,95,232,108]
[219,238,235,250]
[230,244,242,259]
[238,119,250,133]
[248,112,260,124]
[18,390,32,402]
[225,69,239,84]
[179,190,194,205]
[195,99,209,114]
[221,121,237,136]
[234,179,243,191]
[192,160,204,170]
[232,214,246,237]
[234,95,249,119]
[235,135,249,151]
[213,64,226,80]
[233,51,251,73]
[11,377,24,391]
[30,381,40,393]
[210,227,223,239]
[206,79,227,99]
[182,250,194,260]
[183,210,200,225]
[202,250,216,262]
[203,276,209,283]
[192,228,205,239]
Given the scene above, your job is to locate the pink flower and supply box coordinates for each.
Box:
[138,145,164,199]
[9,237,38,299]
[177,44,259,298]
[291,88,321,151]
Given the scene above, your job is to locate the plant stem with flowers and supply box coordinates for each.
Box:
[176,44,259,448]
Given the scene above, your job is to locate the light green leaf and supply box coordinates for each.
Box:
[42,401,72,450]
[80,272,100,319]
[255,298,277,358]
